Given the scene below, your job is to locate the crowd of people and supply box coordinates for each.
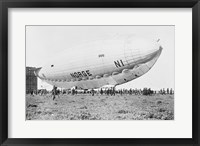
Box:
[71,87,174,96]
[28,87,174,98]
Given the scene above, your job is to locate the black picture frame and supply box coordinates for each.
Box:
[0,0,199,146]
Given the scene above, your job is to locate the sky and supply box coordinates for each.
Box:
[26,25,174,90]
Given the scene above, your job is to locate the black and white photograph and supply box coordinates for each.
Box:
[26,25,174,120]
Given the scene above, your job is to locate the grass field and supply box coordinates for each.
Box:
[26,94,174,120]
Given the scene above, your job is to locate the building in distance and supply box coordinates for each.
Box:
[26,67,37,94]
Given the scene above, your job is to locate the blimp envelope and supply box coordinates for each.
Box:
[35,35,163,90]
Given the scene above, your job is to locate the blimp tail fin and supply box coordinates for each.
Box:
[34,67,42,77]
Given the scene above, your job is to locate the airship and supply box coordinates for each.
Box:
[35,35,163,89]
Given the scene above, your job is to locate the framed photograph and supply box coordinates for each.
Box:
[0,0,199,145]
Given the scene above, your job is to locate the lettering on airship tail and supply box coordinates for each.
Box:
[114,60,125,68]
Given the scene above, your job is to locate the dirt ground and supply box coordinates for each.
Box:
[26,94,174,120]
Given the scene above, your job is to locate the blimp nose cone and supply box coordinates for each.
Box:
[136,38,160,56]
[124,37,162,65]
[126,37,161,57]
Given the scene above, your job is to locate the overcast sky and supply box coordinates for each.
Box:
[26,25,174,90]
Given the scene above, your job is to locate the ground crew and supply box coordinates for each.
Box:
[52,85,57,100]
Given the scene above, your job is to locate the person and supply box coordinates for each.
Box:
[52,85,57,100]
[91,88,95,96]
[71,88,75,95]
[112,87,115,96]
[100,88,103,95]
[30,90,34,96]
